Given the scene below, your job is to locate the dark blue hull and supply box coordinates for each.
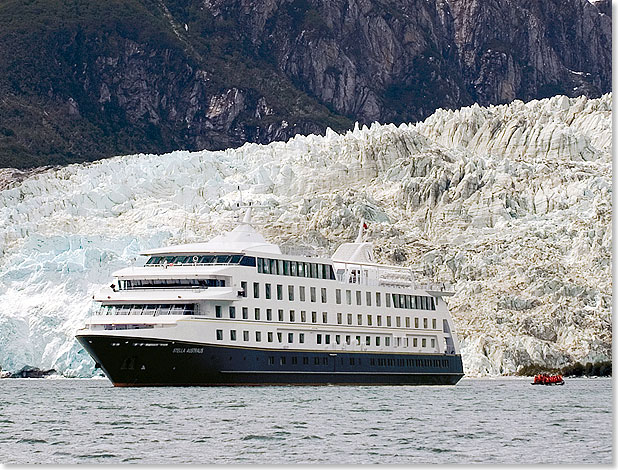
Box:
[76,334,464,386]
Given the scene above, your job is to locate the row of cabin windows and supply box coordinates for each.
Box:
[215,305,439,330]
[216,306,329,323]
[118,278,225,290]
[99,303,195,316]
[215,329,436,349]
[370,357,449,368]
[335,289,436,310]
[146,255,256,266]
[257,258,336,280]
[251,283,328,303]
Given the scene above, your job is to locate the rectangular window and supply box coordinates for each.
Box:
[430,297,436,310]
[229,306,236,319]
[376,292,381,307]
[292,357,298,365]
[336,289,341,304]
[404,337,409,347]
[356,336,361,345]
[376,336,381,346]
[297,262,305,277]
[265,283,271,299]
[367,315,372,326]
[276,284,283,300]
[325,334,331,345]
[385,336,390,346]
[386,293,391,308]
[335,335,341,345]
[337,313,342,324]
[243,330,249,341]
[346,290,352,305]
[432,318,437,329]
[280,357,286,365]
[216,329,223,340]
[422,338,427,347]
[288,285,294,301]
[387,316,392,326]
[413,337,418,347]
[312,311,317,323]
[322,312,328,323]
[215,305,222,318]
[317,334,322,344]
[278,309,284,321]
[321,288,327,303]
[283,260,290,276]
[365,336,371,346]
[266,308,272,321]
[230,330,237,341]
[253,282,260,298]
[289,310,295,322]
[288,333,293,343]
[424,318,428,329]
[256,331,262,342]
[415,317,419,328]
[299,333,305,343]
[242,307,248,320]
[396,316,401,327]
[268,332,273,342]
[310,287,316,302]
[366,291,372,306]
[406,317,410,328]
[301,310,306,322]
[347,314,353,325]
[377,315,382,326]
[431,338,436,348]
[268,356,274,365]
[251,308,258,320]
[291,261,297,276]
[299,286,306,302]
[357,314,363,325]
[277,259,284,275]
[277,332,282,343]
[356,291,362,305]
[345,335,351,345]
[240,281,247,297]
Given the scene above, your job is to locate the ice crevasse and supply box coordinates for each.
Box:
[0,93,611,377]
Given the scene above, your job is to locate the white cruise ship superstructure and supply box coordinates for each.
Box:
[76,210,464,386]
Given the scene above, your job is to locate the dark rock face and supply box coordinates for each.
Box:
[0,0,610,168]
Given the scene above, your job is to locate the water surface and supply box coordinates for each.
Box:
[0,377,611,464]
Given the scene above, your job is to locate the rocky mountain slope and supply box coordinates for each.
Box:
[0,0,610,168]
[0,93,611,376]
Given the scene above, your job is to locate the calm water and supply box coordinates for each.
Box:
[0,377,611,464]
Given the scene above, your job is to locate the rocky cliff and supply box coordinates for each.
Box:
[0,0,610,168]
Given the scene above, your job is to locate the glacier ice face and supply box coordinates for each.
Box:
[0,94,611,376]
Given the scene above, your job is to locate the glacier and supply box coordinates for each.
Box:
[0,93,611,377]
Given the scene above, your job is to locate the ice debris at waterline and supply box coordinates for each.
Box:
[0,94,611,377]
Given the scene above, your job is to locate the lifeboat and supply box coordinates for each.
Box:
[531,373,564,385]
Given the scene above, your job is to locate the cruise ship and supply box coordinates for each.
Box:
[76,209,464,386]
